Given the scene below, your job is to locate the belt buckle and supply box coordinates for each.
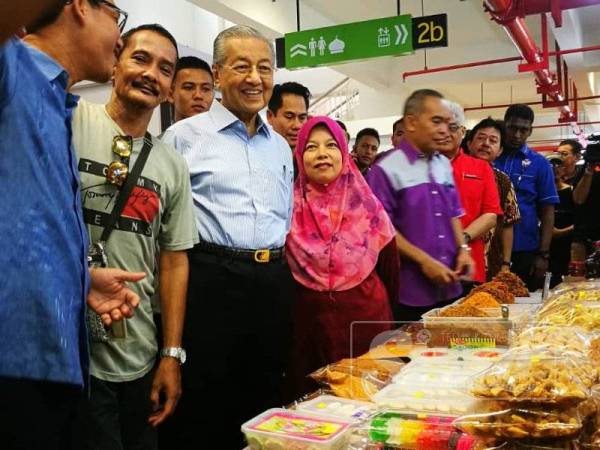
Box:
[254,249,270,263]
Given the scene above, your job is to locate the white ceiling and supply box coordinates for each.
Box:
[190,0,600,143]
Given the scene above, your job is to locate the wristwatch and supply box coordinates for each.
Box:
[160,347,187,365]
[501,261,512,268]
[458,244,471,253]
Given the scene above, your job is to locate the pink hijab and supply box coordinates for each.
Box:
[286,116,395,292]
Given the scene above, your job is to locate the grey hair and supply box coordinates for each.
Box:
[213,25,274,66]
[443,99,465,126]
[403,89,444,117]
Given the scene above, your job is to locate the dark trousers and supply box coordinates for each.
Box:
[391,296,460,324]
[162,249,295,449]
[0,377,80,450]
[71,370,157,450]
[511,251,539,291]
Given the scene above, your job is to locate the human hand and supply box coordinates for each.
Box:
[532,255,549,281]
[149,357,182,427]
[420,258,459,285]
[454,249,475,281]
[87,268,145,326]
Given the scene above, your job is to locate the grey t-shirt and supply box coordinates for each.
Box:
[73,100,198,382]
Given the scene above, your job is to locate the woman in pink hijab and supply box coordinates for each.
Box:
[286,116,398,396]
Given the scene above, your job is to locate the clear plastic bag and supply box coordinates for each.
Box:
[309,358,404,401]
[453,405,583,440]
[514,326,591,356]
[470,349,593,404]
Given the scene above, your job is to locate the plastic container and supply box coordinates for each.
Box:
[295,395,376,423]
[241,408,352,450]
[373,383,480,415]
[422,304,532,347]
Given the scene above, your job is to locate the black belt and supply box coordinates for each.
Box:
[194,240,285,263]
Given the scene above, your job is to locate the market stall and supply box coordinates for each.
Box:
[240,275,600,450]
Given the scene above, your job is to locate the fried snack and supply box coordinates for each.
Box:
[493,271,529,297]
[537,302,600,331]
[472,281,516,304]
[454,406,582,439]
[590,337,600,364]
[471,355,592,404]
[309,358,403,401]
[439,304,492,318]
[464,292,502,308]
[515,326,589,355]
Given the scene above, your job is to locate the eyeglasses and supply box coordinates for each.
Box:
[97,0,129,33]
[221,63,274,79]
[106,135,132,188]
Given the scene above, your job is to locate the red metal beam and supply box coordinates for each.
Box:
[402,44,600,81]
[463,95,600,112]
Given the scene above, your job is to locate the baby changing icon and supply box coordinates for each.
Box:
[377,27,391,48]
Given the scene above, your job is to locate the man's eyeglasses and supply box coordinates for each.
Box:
[221,63,274,79]
[97,0,129,33]
[106,135,132,188]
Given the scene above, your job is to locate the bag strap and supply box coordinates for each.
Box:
[100,132,153,243]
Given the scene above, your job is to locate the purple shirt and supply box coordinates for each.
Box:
[367,140,463,307]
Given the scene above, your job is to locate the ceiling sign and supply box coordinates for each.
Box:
[282,14,413,69]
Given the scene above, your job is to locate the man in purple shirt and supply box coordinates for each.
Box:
[368,89,474,323]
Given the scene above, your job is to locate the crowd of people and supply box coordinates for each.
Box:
[1,2,600,450]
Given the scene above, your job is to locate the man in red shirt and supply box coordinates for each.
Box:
[439,100,502,287]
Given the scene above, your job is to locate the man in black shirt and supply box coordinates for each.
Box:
[573,137,600,256]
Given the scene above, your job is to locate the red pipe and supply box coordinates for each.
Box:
[484,0,578,129]
[463,95,600,112]
[402,44,600,81]
[533,120,600,129]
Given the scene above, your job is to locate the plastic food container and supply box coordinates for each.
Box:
[242,408,352,450]
[295,395,376,423]
[374,383,480,415]
[422,304,533,347]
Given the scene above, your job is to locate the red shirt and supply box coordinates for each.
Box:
[451,149,502,282]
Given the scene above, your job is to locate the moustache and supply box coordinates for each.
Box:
[131,80,159,96]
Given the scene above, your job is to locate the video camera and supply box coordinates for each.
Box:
[584,133,600,166]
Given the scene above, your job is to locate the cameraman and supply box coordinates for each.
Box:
[573,137,600,254]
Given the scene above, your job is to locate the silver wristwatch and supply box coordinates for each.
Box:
[160,347,187,364]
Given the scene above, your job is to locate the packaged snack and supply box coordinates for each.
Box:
[471,350,593,405]
[537,301,600,331]
[514,326,590,355]
[309,358,403,401]
[296,395,376,423]
[454,405,583,439]
[242,408,352,450]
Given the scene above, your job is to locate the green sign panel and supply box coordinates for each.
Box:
[284,15,413,69]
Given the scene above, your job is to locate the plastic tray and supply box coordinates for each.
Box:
[242,408,352,450]
[422,304,533,347]
[374,383,480,416]
[295,395,376,423]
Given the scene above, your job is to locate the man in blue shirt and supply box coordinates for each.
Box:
[494,104,558,290]
[0,2,144,449]
[162,25,294,449]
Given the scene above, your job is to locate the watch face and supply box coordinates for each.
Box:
[179,349,187,364]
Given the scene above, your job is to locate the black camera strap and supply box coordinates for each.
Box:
[100,132,153,244]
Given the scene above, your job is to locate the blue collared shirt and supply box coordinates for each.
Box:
[0,39,89,386]
[494,144,558,252]
[162,101,294,249]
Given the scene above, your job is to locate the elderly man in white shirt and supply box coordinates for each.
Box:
[161,25,294,449]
